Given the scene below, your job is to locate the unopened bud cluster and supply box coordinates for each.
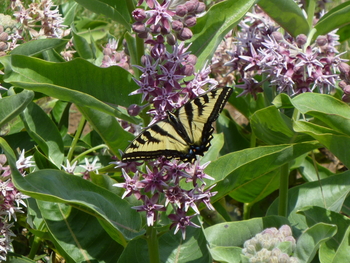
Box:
[0,14,19,55]
[242,225,298,263]
[132,0,205,44]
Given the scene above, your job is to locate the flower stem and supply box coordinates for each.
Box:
[147,225,160,263]
[243,203,252,220]
[278,162,290,217]
[28,235,41,259]
[67,113,86,161]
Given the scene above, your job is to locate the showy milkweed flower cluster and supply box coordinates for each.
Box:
[112,0,220,239]
[241,225,299,263]
[0,151,33,261]
[220,7,347,99]
[5,0,69,50]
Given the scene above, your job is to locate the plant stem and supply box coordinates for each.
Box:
[67,114,86,162]
[28,235,41,259]
[278,163,290,217]
[71,144,108,164]
[147,225,160,263]
[243,203,252,220]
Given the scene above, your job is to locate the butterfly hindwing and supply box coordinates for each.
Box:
[121,87,233,163]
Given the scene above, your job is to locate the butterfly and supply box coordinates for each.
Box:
[121,87,232,163]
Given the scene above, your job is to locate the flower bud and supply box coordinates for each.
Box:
[103,47,113,56]
[339,80,347,89]
[185,0,199,13]
[339,62,350,76]
[132,8,146,21]
[171,20,184,31]
[137,31,149,39]
[343,85,350,94]
[181,64,195,76]
[270,31,283,42]
[128,104,142,116]
[0,32,8,42]
[177,27,193,41]
[296,34,307,47]
[196,2,206,13]
[175,4,188,17]
[184,15,197,27]
[0,42,8,51]
[166,33,176,46]
[132,22,146,33]
[186,54,197,65]
[316,35,328,47]
[150,24,161,34]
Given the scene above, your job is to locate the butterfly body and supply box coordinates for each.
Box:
[122,87,232,163]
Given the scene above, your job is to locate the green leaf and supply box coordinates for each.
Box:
[205,216,289,260]
[294,223,337,263]
[76,105,133,156]
[0,89,34,128]
[72,28,94,60]
[291,93,350,136]
[20,102,64,167]
[293,121,350,168]
[200,133,224,165]
[10,39,68,56]
[314,1,350,38]
[298,156,333,182]
[251,106,295,144]
[267,170,350,235]
[258,0,310,37]
[217,109,250,153]
[205,142,320,203]
[74,0,131,31]
[298,206,350,263]
[0,55,140,120]
[37,201,124,262]
[189,0,255,70]
[0,139,144,243]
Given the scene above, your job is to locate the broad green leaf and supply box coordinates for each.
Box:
[217,110,250,154]
[189,0,255,70]
[200,133,224,165]
[0,89,34,128]
[37,201,123,262]
[251,106,295,144]
[205,216,289,248]
[0,138,144,243]
[273,93,294,109]
[205,142,320,204]
[323,225,350,263]
[298,156,333,182]
[258,0,310,37]
[291,93,350,136]
[314,1,350,38]
[294,121,350,168]
[20,102,64,167]
[74,0,132,31]
[209,246,242,263]
[298,206,350,263]
[293,223,337,263]
[267,170,350,236]
[76,105,133,157]
[10,39,68,56]
[0,55,140,121]
[72,28,94,60]
[61,1,78,26]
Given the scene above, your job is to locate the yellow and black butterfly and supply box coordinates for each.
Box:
[121,87,232,163]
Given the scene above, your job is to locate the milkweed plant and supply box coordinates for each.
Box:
[0,0,350,262]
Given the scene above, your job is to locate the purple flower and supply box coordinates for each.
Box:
[132,193,166,226]
[168,208,200,239]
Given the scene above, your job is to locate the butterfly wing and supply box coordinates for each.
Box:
[121,87,232,163]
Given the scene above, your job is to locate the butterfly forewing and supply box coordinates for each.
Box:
[121,87,233,163]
